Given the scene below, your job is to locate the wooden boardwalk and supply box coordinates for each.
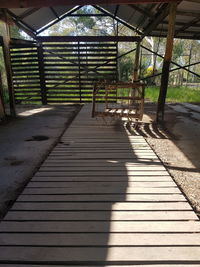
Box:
[0,104,200,266]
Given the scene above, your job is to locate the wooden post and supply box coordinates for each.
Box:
[37,43,47,105]
[130,41,141,105]
[2,10,16,117]
[186,42,193,86]
[78,42,82,103]
[0,72,6,120]
[156,2,177,122]
[133,41,141,81]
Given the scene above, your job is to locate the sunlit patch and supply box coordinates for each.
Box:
[18,107,53,117]
[107,160,118,164]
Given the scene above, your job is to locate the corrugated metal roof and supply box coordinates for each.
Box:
[6,1,200,39]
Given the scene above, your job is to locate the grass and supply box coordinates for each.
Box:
[145,86,200,103]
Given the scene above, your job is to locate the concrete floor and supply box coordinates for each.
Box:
[0,104,81,217]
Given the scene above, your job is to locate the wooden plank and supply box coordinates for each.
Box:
[34,171,168,177]
[0,265,197,267]
[1,221,200,233]
[0,265,198,267]
[38,36,141,42]
[11,202,192,211]
[17,193,186,202]
[27,181,176,188]
[22,187,181,194]
[1,233,200,246]
[38,166,166,171]
[5,210,196,221]
[0,246,200,262]
[31,176,174,182]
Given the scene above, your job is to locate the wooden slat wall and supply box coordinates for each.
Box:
[10,45,42,104]
[43,41,117,103]
[10,41,118,104]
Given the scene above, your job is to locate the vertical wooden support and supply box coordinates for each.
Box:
[2,10,16,117]
[0,72,6,120]
[133,41,141,81]
[37,43,47,105]
[78,42,82,103]
[156,2,177,122]
[186,42,193,86]
[116,22,119,83]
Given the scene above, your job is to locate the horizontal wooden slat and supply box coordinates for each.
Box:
[1,233,200,246]
[1,221,200,233]
[5,211,196,221]
[17,194,186,202]
[22,187,181,194]
[0,246,200,263]
[11,201,192,211]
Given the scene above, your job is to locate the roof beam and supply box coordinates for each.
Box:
[6,9,37,39]
[0,0,181,8]
[142,3,169,37]
[36,5,83,34]
[93,5,143,35]
[175,16,200,36]
[7,9,36,33]
[19,8,40,19]
[177,10,200,17]
[37,35,141,42]
[129,4,152,17]
[50,7,59,19]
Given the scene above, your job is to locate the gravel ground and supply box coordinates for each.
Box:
[130,102,200,216]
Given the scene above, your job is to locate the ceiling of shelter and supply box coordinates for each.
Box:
[5,0,200,40]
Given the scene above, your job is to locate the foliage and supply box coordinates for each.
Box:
[145,86,200,103]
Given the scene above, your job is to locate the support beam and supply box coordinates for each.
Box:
[175,15,200,37]
[37,35,141,42]
[0,72,6,120]
[37,43,47,105]
[19,8,40,19]
[93,5,142,35]
[6,10,37,39]
[156,1,177,123]
[36,5,83,34]
[133,41,141,81]
[142,3,169,37]
[1,10,16,117]
[0,0,180,8]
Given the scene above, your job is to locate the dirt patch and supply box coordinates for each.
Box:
[130,102,200,217]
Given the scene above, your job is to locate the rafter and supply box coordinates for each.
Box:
[142,3,170,37]
[50,7,59,19]
[129,4,152,17]
[93,5,143,35]
[19,8,40,19]
[36,5,83,34]
[6,9,37,39]
[7,9,36,33]
[0,0,181,8]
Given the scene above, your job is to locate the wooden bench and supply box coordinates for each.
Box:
[92,81,145,122]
